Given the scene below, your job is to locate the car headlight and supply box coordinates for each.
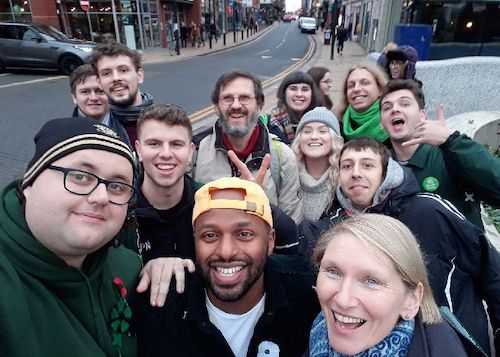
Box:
[73,46,94,53]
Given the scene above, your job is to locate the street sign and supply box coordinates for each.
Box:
[80,0,90,11]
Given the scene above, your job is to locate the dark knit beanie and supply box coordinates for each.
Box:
[296,107,341,137]
[22,117,135,188]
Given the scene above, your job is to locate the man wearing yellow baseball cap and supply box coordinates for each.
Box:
[134,177,320,357]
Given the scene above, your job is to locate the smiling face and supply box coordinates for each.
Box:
[299,122,332,160]
[285,82,312,115]
[72,75,109,120]
[316,232,416,355]
[194,189,275,314]
[95,55,144,108]
[346,69,382,113]
[23,149,133,268]
[339,148,384,210]
[389,60,405,79]
[380,89,426,143]
[216,77,261,139]
[135,120,194,192]
[319,72,333,95]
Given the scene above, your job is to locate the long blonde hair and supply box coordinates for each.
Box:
[313,214,442,324]
[291,128,344,210]
[337,63,388,119]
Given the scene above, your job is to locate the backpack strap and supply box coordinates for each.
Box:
[439,306,488,357]
[269,134,284,192]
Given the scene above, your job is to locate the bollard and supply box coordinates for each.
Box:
[247,28,249,38]
[241,29,244,40]
[223,33,226,46]
[209,35,212,49]
[233,31,236,43]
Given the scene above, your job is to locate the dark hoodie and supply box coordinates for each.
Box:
[110,92,154,144]
[0,182,141,356]
[314,158,500,356]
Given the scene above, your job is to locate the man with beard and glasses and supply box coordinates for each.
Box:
[133,177,319,357]
[91,43,154,144]
[191,70,303,223]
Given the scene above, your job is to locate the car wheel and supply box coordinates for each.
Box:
[60,55,83,75]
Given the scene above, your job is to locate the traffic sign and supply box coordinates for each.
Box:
[80,0,90,11]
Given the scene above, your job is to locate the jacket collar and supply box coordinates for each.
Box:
[406,144,430,169]
[183,256,289,324]
[213,118,271,159]
[135,175,196,220]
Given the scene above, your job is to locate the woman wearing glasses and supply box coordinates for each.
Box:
[307,67,334,110]
[386,45,418,80]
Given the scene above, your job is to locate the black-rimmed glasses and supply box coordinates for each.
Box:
[47,165,135,205]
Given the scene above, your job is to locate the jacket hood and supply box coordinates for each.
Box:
[336,157,410,213]
[0,182,109,284]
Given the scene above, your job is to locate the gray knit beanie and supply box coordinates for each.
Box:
[296,107,341,136]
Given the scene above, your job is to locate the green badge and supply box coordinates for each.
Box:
[422,176,439,192]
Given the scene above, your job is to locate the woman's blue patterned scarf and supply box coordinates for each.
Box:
[309,312,415,357]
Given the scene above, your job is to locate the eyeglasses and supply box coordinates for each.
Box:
[218,94,255,106]
[389,60,404,67]
[48,165,135,205]
[320,79,333,85]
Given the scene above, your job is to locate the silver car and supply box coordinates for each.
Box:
[0,22,96,75]
[300,17,317,34]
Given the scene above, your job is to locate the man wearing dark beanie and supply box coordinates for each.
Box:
[0,117,141,356]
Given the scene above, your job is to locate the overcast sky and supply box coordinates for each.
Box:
[285,0,301,12]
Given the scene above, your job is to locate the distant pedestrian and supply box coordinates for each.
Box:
[386,45,419,81]
[190,22,199,47]
[180,22,188,48]
[209,22,217,43]
[336,25,347,55]
[199,24,205,47]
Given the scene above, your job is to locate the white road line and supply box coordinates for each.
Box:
[0,75,67,89]
[276,28,290,49]
[0,73,11,77]
[255,49,270,55]
[261,55,272,59]
[290,57,301,61]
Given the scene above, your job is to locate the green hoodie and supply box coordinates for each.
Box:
[0,182,141,356]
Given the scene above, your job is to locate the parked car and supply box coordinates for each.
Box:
[0,22,97,75]
[300,17,317,34]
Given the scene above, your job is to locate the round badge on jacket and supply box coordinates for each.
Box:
[422,176,439,192]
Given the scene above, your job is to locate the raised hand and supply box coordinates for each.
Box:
[403,104,453,147]
[227,149,271,186]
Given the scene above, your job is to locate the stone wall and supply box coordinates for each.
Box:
[415,56,500,119]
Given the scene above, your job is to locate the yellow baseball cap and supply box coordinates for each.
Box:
[192,177,273,228]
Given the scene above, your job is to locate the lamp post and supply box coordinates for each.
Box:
[173,0,181,55]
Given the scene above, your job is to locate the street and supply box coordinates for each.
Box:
[0,22,310,185]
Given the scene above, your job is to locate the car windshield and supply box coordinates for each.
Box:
[32,24,69,41]
[303,19,316,24]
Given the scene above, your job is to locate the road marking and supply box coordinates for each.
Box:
[261,56,272,59]
[291,57,301,61]
[0,73,11,77]
[255,49,270,55]
[0,75,67,89]
[275,28,290,49]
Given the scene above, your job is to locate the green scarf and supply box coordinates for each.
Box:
[342,99,389,142]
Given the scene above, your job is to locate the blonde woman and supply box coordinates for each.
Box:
[310,214,469,356]
[291,107,343,221]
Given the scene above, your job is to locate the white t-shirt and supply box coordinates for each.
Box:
[206,293,266,357]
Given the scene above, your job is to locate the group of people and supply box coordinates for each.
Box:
[180,21,205,48]
[0,41,499,357]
